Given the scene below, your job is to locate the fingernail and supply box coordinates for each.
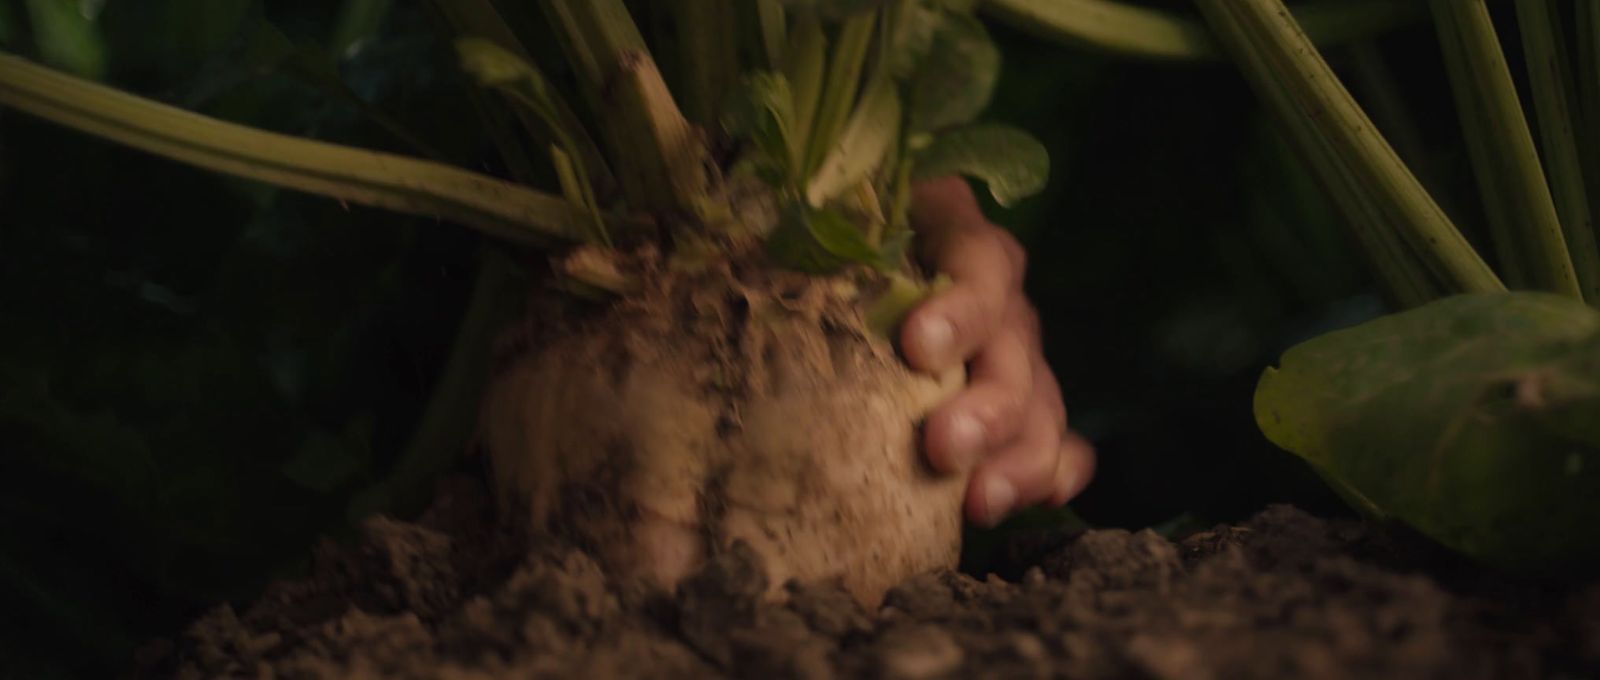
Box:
[981,475,1016,526]
[945,412,985,470]
[912,314,954,365]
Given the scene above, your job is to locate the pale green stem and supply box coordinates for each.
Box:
[803,12,876,178]
[492,83,610,245]
[433,0,613,193]
[755,0,787,68]
[986,0,1424,62]
[1430,0,1581,297]
[785,14,827,170]
[805,77,900,206]
[540,0,715,220]
[0,53,638,245]
[1194,0,1504,303]
[671,1,739,127]
[1515,0,1600,304]
[538,0,648,99]
[1200,3,1436,307]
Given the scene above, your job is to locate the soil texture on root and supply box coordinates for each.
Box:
[139,476,1600,680]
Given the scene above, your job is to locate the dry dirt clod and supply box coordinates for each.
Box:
[1042,527,1182,592]
[676,540,769,666]
[785,579,873,638]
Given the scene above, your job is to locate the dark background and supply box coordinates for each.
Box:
[0,0,1513,675]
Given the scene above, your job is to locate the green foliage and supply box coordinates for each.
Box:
[1256,293,1600,573]
[724,71,798,187]
[1429,0,1580,297]
[454,36,608,243]
[727,0,1039,273]
[913,123,1048,207]
[0,5,507,674]
[23,0,105,78]
[806,78,900,205]
[765,200,897,273]
[802,11,876,176]
[907,12,998,133]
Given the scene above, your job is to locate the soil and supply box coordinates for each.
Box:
[135,476,1600,680]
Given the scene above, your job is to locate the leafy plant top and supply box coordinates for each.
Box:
[1256,292,1600,574]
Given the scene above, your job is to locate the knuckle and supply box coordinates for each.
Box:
[969,399,1022,440]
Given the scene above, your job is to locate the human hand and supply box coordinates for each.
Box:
[902,176,1096,527]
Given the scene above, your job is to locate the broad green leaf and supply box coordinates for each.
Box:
[887,1,942,78]
[913,124,1048,206]
[885,0,982,78]
[766,201,892,273]
[907,12,998,132]
[807,79,900,205]
[1255,292,1600,574]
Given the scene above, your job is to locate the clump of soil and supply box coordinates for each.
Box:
[139,476,1600,679]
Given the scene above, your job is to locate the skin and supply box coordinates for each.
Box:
[905,176,1097,527]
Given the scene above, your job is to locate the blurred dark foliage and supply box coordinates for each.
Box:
[0,0,1513,676]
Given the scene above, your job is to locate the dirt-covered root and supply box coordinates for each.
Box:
[148,486,1600,680]
[482,260,967,605]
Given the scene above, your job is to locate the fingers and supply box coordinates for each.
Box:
[965,420,1096,527]
[907,175,1096,525]
[912,177,1028,290]
[921,328,1034,474]
[963,359,1095,527]
[909,176,987,249]
[1048,431,1097,507]
[901,184,1026,373]
[964,403,1059,527]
